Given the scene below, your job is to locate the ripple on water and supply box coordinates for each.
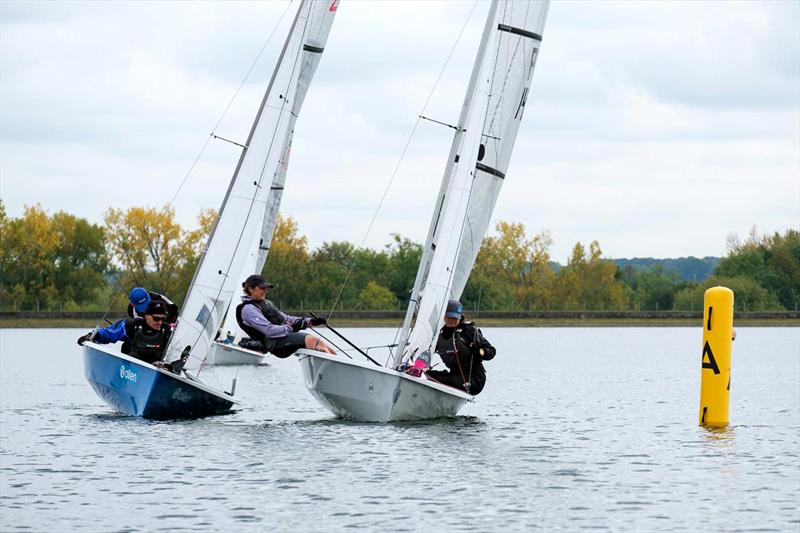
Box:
[1,327,798,532]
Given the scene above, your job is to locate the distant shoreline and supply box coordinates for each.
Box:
[1,311,797,328]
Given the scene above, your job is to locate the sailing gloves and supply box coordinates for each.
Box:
[290,316,327,332]
[308,316,327,327]
[77,331,94,346]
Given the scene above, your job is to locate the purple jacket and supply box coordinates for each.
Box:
[239,296,302,339]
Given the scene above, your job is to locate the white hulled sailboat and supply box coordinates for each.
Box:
[296,0,550,422]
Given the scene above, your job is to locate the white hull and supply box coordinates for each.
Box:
[296,349,472,422]
[206,341,269,366]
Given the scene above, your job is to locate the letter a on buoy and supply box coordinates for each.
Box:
[698,286,734,427]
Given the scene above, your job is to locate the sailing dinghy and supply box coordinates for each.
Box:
[83,0,338,418]
[297,0,549,422]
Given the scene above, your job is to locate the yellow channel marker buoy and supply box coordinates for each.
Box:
[699,286,734,427]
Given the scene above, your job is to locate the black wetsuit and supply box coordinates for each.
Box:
[427,321,495,395]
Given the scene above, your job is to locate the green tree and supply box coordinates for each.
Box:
[674,275,783,311]
[384,234,422,305]
[51,211,109,306]
[356,281,398,310]
[715,229,800,310]
[625,265,684,311]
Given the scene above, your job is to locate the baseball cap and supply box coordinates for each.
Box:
[145,299,167,316]
[445,299,463,318]
[243,274,275,289]
[129,287,151,314]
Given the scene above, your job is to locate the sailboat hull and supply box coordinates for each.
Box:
[83,343,236,419]
[206,341,269,366]
[296,349,472,422]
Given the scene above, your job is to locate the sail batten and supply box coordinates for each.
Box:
[397,0,549,363]
[166,1,337,367]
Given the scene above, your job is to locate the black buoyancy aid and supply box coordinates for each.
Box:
[435,323,484,377]
[123,319,169,364]
[235,299,285,342]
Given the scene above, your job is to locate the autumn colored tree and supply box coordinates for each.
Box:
[260,214,312,308]
[104,205,212,301]
[0,203,108,310]
[468,222,556,310]
[1,204,60,310]
[555,241,627,310]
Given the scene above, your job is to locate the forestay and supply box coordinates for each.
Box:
[400,0,549,361]
[166,0,338,368]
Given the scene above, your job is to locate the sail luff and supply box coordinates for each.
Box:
[218,16,328,343]
[449,0,550,300]
[172,3,306,333]
[403,0,549,360]
[165,1,337,367]
[393,0,500,365]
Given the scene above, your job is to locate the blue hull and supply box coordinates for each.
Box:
[83,344,235,419]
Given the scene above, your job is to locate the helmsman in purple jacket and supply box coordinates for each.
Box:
[235,274,336,358]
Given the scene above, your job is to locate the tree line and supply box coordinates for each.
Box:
[1,201,797,313]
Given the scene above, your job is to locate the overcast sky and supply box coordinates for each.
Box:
[1,0,798,263]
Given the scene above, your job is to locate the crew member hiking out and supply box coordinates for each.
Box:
[77,300,173,365]
[236,274,336,358]
[425,299,496,395]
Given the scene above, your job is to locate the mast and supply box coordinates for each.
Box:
[396,0,550,364]
[166,0,338,367]
[393,1,500,366]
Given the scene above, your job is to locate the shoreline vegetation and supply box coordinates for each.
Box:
[2,203,798,321]
[2,311,797,329]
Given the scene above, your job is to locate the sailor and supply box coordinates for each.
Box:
[127,287,178,326]
[426,299,496,395]
[77,300,173,365]
[235,274,336,358]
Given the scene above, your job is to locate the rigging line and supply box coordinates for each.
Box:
[307,327,353,360]
[326,0,480,325]
[96,0,295,333]
[167,0,295,208]
[193,2,314,376]
[423,8,501,350]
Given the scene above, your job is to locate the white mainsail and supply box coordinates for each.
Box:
[166,0,338,369]
[398,0,549,362]
[218,45,313,343]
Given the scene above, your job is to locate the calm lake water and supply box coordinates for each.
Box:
[1,327,798,532]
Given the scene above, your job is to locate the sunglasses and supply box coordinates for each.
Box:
[149,315,167,322]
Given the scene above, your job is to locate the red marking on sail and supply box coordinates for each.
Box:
[329,0,338,12]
